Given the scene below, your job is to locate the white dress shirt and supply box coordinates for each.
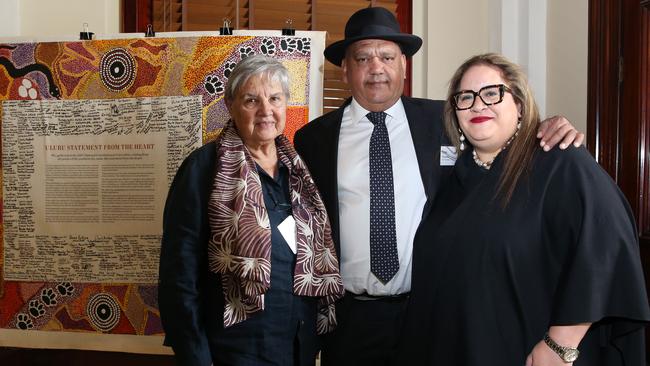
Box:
[337,98,426,296]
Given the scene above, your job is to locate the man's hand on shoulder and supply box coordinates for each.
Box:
[537,116,585,151]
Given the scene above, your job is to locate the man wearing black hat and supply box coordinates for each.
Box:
[294,6,582,366]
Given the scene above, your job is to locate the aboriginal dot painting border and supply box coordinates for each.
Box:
[0,35,313,348]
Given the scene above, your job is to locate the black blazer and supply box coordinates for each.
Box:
[294,96,449,257]
[159,142,320,366]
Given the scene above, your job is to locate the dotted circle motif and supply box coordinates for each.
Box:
[86,293,121,332]
[100,48,136,92]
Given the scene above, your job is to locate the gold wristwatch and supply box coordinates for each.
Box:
[543,332,580,363]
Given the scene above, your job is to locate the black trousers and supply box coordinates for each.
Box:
[320,292,409,366]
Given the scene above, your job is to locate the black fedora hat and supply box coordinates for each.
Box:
[324,7,423,67]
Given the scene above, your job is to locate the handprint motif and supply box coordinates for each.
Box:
[261,38,277,55]
[41,288,58,306]
[239,46,254,59]
[56,282,75,296]
[16,313,33,330]
[204,75,224,95]
[28,300,45,318]
[224,61,237,78]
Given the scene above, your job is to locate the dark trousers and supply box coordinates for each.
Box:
[320,292,409,366]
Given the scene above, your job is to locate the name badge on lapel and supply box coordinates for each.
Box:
[278,215,297,254]
[440,146,457,166]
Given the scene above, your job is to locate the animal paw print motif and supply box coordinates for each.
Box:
[260,38,276,55]
[16,313,33,330]
[17,78,39,100]
[297,38,311,55]
[41,288,58,306]
[223,61,237,78]
[204,75,224,96]
[57,282,75,296]
[28,299,46,318]
[239,46,254,59]
[280,38,298,53]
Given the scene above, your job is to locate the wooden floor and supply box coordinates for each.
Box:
[0,348,175,366]
[0,347,324,365]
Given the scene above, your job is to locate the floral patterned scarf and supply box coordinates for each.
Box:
[207,121,344,334]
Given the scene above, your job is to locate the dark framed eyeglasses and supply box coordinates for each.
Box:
[451,84,512,111]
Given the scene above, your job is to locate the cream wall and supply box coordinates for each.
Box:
[411,0,490,100]
[0,0,20,37]
[412,0,588,134]
[546,0,588,134]
[0,0,120,38]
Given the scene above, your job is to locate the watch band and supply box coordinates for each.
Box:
[543,332,580,363]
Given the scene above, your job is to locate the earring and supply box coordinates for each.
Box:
[514,121,521,137]
[459,129,466,151]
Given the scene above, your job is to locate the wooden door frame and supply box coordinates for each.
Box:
[588,0,650,350]
[588,0,650,243]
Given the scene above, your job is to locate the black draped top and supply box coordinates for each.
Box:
[401,146,650,366]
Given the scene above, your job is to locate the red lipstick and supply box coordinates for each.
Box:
[470,116,492,123]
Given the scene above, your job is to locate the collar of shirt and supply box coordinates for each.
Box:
[348,97,406,127]
[256,161,287,184]
[256,161,292,214]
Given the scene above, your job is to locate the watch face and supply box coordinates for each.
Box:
[563,349,579,362]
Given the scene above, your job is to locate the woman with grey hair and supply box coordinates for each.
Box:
[159,54,344,366]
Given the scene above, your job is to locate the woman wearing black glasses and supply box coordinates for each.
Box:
[399,53,650,366]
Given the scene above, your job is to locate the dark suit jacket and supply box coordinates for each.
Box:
[158,142,319,366]
[293,96,449,257]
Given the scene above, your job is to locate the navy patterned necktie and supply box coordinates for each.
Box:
[367,111,399,284]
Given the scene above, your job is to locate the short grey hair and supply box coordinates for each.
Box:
[224,54,290,103]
